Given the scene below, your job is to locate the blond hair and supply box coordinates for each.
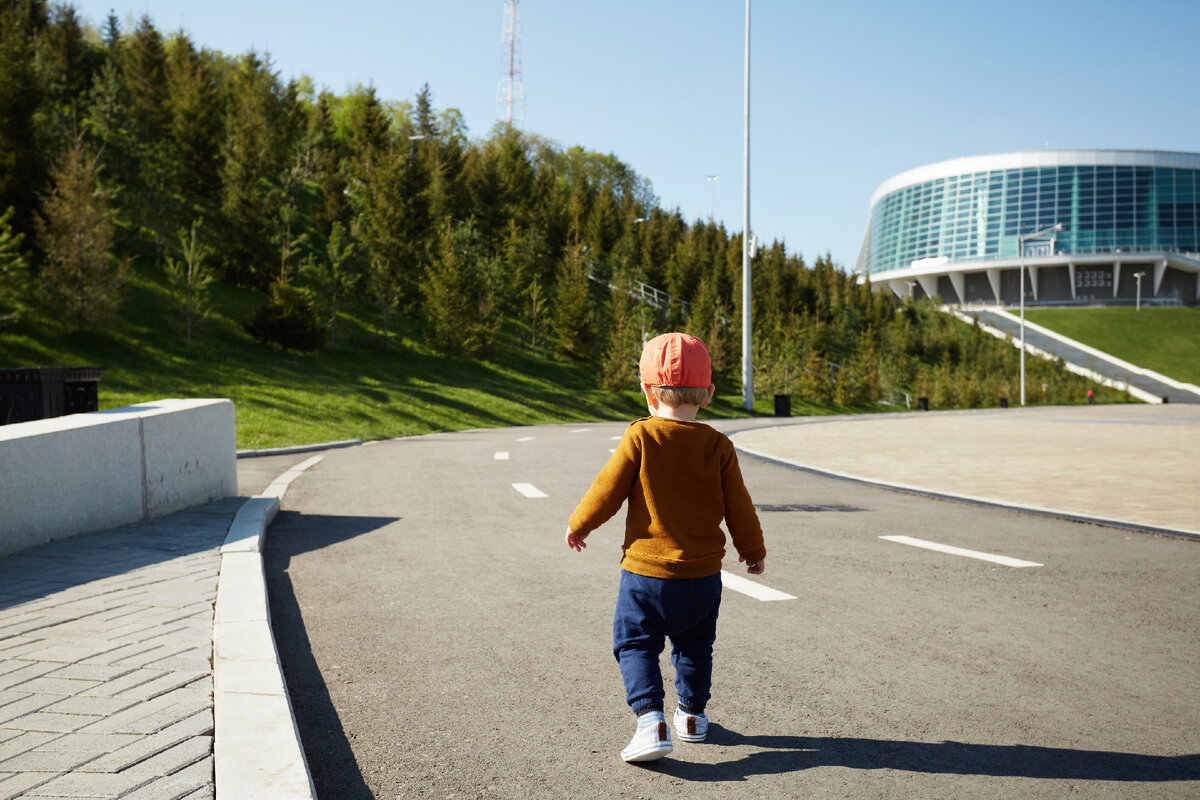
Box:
[651,385,710,408]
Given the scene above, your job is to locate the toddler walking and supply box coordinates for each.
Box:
[565,332,765,762]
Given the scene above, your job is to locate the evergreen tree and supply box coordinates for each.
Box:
[0,1,48,241]
[304,220,358,347]
[599,272,643,392]
[550,244,597,361]
[0,207,29,324]
[164,221,214,341]
[36,131,122,328]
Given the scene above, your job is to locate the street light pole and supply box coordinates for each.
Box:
[1134,271,1146,311]
[1017,222,1062,406]
[706,175,718,220]
[741,0,753,411]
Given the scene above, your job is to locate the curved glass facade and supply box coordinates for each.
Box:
[865,151,1200,275]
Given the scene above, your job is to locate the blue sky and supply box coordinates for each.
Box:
[71,0,1200,272]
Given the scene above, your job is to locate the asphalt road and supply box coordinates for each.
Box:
[259,420,1200,799]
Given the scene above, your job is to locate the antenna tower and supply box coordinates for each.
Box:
[496,0,524,128]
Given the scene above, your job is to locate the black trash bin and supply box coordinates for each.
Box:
[773,394,791,417]
[0,367,105,425]
[917,396,929,411]
[1000,397,1008,408]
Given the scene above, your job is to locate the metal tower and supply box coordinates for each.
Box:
[496,0,524,128]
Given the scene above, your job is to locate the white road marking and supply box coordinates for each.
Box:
[494,451,510,460]
[517,436,535,442]
[570,428,589,433]
[262,455,324,499]
[720,570,796,601]
[880,535,1043,568]
[609,448,616,454]
[512,483,549,498]
[609,435,622,441]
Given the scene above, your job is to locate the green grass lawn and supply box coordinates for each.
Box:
[1024,307,1200,387]
[0,264,877,449]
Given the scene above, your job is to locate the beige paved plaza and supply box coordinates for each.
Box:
[733,404,1200,535]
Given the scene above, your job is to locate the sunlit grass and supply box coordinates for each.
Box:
[1024,307,1200,386]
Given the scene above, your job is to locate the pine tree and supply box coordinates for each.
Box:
[304,221,358,347]
[36,131,123,328]
[550,244,597,361]
[0,206,29,324]
[0,1,47,241]
[164,221,214,341]
[422,221,472,356]
[599,272,643,392]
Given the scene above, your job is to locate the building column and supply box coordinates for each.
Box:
[917,274,938,299]
[948,272,965,304]
[986,269,1002,304]
[1067,263,1077,300]
[1112,262,1121,299]
[1153,259,1167,296]
[1028,265,1040,301]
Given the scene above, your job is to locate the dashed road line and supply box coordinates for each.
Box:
[880,535,1043,568]
[516,436,535,442]
[512,483,549,498]
[494,451,510,460]
[721,570,796,601]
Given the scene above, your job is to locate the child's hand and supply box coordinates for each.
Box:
[565,527,587,552]
[739,555,765,575]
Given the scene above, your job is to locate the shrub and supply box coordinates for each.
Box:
[246,273,324,352]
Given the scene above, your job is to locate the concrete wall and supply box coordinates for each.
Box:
[0,399,237,557]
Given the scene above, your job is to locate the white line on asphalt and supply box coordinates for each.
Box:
[570,428,589,433]
[879,535,1043,568]
[494,451,510,460]
[609,435,622,441]
[261,455,324,499]
[512,483,549,498]
[720,570,796,601]
[517,436,535,442]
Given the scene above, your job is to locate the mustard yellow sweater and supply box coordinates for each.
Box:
[568,417,766,579]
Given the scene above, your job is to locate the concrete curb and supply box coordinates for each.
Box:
[213,459,326,799]
[732,434,1200,543]
[237,438,362,459]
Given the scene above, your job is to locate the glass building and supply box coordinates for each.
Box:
[856,150,1200,306]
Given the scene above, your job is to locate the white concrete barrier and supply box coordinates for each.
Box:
[0,398,237,556]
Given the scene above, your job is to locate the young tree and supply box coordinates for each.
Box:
[0,206,29,324]
[551,244,597,361]
[36,132,123,328]
[164,221,214,341]
[304,221,358,347]
[599,273,643,392]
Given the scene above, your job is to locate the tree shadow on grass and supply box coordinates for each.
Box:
[265,510,400,800]
[644,725,1200,784]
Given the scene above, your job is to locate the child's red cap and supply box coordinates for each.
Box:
[639,332,712,387]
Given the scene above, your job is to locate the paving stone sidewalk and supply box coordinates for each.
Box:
[0,498,241,800]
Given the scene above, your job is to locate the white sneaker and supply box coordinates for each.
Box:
[621,711,673,762]
[673,707,708,742]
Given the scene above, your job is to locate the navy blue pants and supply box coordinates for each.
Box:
[613,569,722,715]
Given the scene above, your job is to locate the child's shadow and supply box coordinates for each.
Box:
[645,724,1200,783]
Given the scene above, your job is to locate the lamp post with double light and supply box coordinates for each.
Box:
[1017,221,1062,405]
[1134,271,1146,311]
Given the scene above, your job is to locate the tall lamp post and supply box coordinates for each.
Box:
[1017,221,1062,405]
[1133,271,1146,311]
[741,0,753,411]
[706,175,719,220]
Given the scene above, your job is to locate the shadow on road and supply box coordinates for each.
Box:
[265,510,401,800]
[646,725,1200,783]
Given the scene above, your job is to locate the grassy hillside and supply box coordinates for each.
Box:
[1024,307,1200,387]
[0,263,880,449]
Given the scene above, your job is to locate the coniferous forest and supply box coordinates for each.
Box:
[0,2,1113,413]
